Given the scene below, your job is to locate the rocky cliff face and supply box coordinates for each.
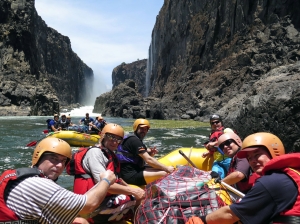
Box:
[0,0,93,115]
[112,59,147,96]
[95,0,300,152]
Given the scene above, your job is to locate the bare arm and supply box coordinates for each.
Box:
[222,171,245,186]
[206,206,240,224]
[79,170,116,214]
[107,183,145,200]
[51,125,60,132]
[140,152,174,173]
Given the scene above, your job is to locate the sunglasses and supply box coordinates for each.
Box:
[219,139,235,150]
[210,121,220,125]
[105,133,123,144]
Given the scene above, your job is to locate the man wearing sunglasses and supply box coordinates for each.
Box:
[217,132,260,195]
[70,123,145,223]
[186,132,300,224]
[203,114,233,179]
[117,118,175,186]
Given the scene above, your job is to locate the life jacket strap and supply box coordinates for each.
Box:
[75,173,92,179]
[272,215,300,223]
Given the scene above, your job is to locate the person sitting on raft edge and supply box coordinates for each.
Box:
[217,132,260,195]
[116,118,175,186]
[0,137,116,224]
[202,114,233,179]
[185,132,300,224]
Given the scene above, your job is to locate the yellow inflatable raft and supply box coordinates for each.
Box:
[158,147,214,171]
[48,131,100,147]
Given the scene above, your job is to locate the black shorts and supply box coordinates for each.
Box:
[120,164,146,185]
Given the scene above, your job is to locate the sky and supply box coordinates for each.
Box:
[35,0,163,105]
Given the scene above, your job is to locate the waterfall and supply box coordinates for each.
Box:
[145,31,156,97]
[145,44,152,97]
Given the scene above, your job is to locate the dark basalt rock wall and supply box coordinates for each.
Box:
[95,0,300,151]
[0,0,93,115]
[112,59,147,96]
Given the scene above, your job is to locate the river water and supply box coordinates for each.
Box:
[0,106,210,189]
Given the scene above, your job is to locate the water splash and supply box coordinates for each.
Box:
[68,106,100,117]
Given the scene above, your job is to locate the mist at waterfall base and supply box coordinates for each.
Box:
[0,106,210,189]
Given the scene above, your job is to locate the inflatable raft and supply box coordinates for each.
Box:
[158,147,213,171]
[48,131,100,147]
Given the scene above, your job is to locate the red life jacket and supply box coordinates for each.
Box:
[227,155,260,194]
[0,167,42,222]
[209,126,225,142]
[262,153,300,217]
[66,146,121,195]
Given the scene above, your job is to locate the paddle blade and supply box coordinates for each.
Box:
[43,130,49,134]
[26,141,38,147]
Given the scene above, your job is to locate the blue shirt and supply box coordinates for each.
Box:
[230,172,298,224]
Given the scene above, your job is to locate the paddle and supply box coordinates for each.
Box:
[43,129,49,134]
[179,150,197,168]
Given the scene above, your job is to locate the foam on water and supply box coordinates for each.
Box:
[68,106,99,118]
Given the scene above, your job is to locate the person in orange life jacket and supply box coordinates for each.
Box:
[185,132,300,224]
[202,114,232,179]
[117,119,175,186]
[217,132,260,194]
[47,114,61,132]
[73,123,145,223]
[0,137,116,224]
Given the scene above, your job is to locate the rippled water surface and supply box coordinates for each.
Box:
[0,115,210,189]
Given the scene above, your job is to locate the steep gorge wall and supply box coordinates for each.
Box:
[97,0,300,151]
[147,0,300,151]
[0,0,92,115]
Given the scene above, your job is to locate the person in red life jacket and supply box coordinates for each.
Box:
[203,114,233,179]
[117,118,175,186]
[0,137,116,224]
[72,123,145,223]
[185,132,300,224]
[217,132,260,195]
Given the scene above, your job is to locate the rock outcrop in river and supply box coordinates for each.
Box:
[0,0,92,115]
[95,0,300,152]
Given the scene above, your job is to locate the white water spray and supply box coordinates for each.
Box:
[68,106,99,117]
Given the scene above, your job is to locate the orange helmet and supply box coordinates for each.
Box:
[133,119,150,131]
[101,123,124,141]
[32,137,72,166]
[218,132,242,147]
[237,132,285,159]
